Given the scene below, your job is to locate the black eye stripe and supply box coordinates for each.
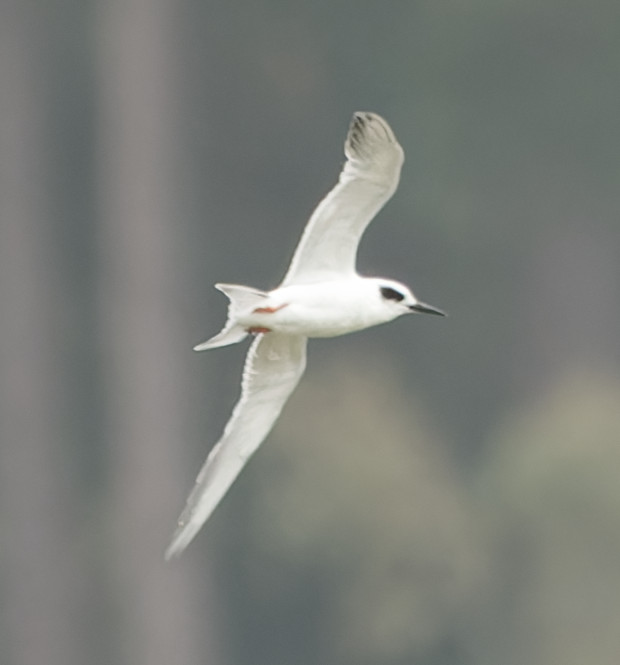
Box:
[380,286,405,302]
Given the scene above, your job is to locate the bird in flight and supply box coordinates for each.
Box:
[165,112,445,559]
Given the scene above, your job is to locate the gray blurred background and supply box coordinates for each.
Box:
[2,2,620,664]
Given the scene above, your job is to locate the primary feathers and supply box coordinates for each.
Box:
[165,112,443,559]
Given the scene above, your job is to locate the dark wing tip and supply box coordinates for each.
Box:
[345,111,399,162]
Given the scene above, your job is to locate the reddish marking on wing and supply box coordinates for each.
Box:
[247,326,272,334]
[252,303,289,314]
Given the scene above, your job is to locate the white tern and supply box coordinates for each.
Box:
[165,112,445,560]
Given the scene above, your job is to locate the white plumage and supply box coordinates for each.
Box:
[165,112,444,560]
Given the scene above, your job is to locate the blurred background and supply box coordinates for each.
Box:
[2,1,620,664]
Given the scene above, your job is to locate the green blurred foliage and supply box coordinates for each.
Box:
[3,1,620,664]
[219,353,487,665]
[473,370,620,665]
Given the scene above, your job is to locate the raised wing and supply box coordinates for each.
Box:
[280,112,404,287]
[165,333,307,559]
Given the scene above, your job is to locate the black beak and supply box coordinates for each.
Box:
[409,301,446,316]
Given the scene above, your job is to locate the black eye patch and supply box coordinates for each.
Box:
[380,286,405,302]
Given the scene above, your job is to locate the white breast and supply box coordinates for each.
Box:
[237,279,394,338]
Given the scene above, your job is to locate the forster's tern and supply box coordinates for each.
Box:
[165,112,445,559]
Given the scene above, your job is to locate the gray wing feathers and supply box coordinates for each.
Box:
[281,112,404,286]
[165,333,307,559]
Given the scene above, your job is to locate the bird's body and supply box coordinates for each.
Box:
[235,277,414,338]
[165,112,445,560]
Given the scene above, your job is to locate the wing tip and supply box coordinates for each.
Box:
[164,520,196,561]
[345,111,402,163]
[351,111,394,139]
[164,543,181,562]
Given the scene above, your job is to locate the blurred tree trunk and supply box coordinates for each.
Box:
[0,5,90,665]
[96,2,221,664]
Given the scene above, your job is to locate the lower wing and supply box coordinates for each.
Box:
[165,333,307,559]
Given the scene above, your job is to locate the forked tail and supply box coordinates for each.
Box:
[193,283,269,351]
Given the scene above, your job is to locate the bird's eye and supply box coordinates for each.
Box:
[380,286,405,302]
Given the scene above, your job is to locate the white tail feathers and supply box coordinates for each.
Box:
[193,326,247,351]
[215,283,269,309]
[193,283,269,351]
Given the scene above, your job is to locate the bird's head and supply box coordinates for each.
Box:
[376,279,446,318]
